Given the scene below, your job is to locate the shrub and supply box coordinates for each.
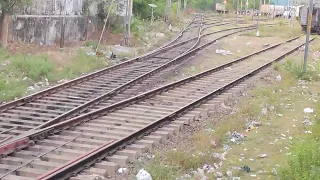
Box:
[279,139,320,180]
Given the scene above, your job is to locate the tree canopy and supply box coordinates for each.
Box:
[0,0,32,13]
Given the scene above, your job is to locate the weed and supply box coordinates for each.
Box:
[145,155,181,180]
[0,76,28,101]
[8,54,56,81]
[245,19,302,38]
[281,59,320,81]
[279,138,320,180]
[193,131,215,151]
[59,50,109,79]
[166,150,202,171]
[84,41,99,50]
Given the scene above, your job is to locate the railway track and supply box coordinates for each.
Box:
[0,17,257,138]
[0,15,203,135]
[0,36,313,180]
[28,26,257,128]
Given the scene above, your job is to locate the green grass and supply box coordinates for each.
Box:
[274,57,320,82]
[58,50,109,79]
[279,100,320,180]
[0,49,109,102]
[245,20,302,38]
[279,138,320,180]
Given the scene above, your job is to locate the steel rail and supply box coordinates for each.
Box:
[0,15,200,113]
[0,23,284,153]
[0,26,256,155]
[0,35,300,156]
[0,21,255,141]
[35,140,114,180]
[41,37,314,180]
[34,24,256,130]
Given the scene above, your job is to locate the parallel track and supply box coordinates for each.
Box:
[0,36,313,180]
[0,15,204,137]
[0,18,258,139]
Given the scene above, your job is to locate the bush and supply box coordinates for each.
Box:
[283,60,319,81]
[8,54,56,81]
[279,139,320,180]
[59,50,108,79]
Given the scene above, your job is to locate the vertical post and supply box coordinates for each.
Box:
[184,0,187,13]
[257,0,261,36]
[236,0,239,23]
[253,0,255,20]
[151,7,155,25]
[233,0,235,14]
[0,12,9,48]
[124,0,132,46]
[177,0,181,15]
[165,0,168,21]
[273,0,276,20]
[246,0,248,16]
[165,0,171,22]
[60,0,67,52]
[303,0,313,72]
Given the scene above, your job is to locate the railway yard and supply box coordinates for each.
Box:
[0,13,319,180]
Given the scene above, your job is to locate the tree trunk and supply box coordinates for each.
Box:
[0,13,9,48]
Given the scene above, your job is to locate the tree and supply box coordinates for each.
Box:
[0,0,31,48]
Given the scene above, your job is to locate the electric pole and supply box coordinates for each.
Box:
[124,0,132,46]
[177,0,181,15]
[257,0,261,36]
[236,0,239,23]
[184,0,187,13]
[273,0,276,20]
[246,0,249,15]
[303,0,313,72]
[253,0,255,21]
[165,0,171,22]
[60,0,67,52]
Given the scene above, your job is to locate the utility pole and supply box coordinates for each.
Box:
[177,0,181,15]
[165,0,172,22]
[273,0,276,20]
[124,0,132,46]
[257,0,261,36]
[60,0,67,52]
[253,0,255,21]
[246,0,249,15]
[233,0,235,14]
[184,0,187,13]
[303,0,313,72]
[236,0,239,23]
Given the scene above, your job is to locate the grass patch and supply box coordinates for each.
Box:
[58,50,109,79]
[279,138,320,180]
[274,56,320,82]
[245,19,302,38]
[0,49,109,102]
[84,41,99,50]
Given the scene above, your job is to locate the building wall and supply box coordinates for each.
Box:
[8,15,89,45]
[22,0,84,15]
[7,0,128,45]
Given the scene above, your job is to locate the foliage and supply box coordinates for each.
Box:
[277,59,320,81]
[0,0,32,13]
[58,50,108,79]
[279,138,320,180]
[133,0,215,19]
[0,48,109,102]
